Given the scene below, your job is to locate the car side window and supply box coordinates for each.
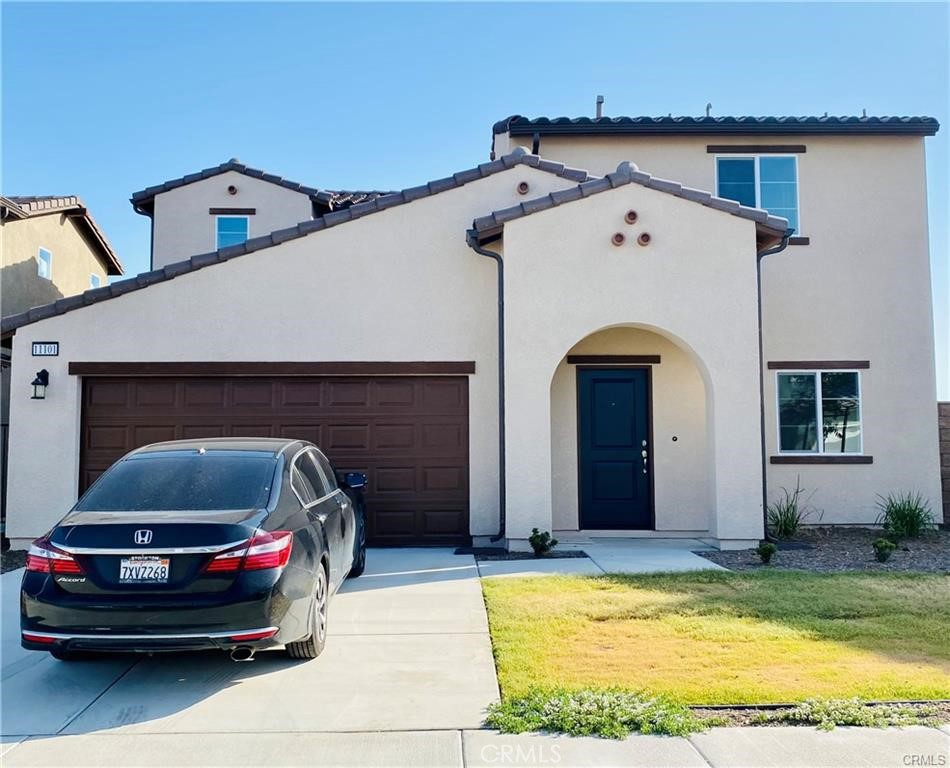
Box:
[298,451,331,499]
[313,451,339,492]
[291,462,317,505]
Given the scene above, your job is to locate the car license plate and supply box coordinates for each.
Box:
[119,555,170,583]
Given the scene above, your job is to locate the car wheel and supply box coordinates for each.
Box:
[348,514,366,578]
[49,648,92,661]
[285,564,328,659]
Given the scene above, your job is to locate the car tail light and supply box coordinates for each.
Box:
[206,531,293,573]
[26,538,83,575]
[228,628,278,642]
[22,633,57,644]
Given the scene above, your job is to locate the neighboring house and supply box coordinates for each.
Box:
[129,158,387,269]
[1,114,941,552]
[0,195,124,540]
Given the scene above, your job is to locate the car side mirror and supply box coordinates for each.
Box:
[343,472,367,490]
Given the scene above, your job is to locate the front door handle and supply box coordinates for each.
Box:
[641,442,648,474]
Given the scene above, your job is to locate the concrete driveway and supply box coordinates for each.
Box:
[1,548,498,763]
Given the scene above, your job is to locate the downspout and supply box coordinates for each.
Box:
[756,228,794,542]
[466,229,506,543]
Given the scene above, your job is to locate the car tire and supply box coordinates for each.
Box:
[49,648,92,661]
[285,564,328,659]
[348,514,366,579]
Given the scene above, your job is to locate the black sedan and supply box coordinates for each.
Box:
[21,438,367,661]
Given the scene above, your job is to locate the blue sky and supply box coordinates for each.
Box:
[3,2,947,394]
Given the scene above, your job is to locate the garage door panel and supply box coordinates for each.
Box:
[80,376,470,545]
[182,381,227,408]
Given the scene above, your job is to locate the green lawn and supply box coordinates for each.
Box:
[481,571,950,705]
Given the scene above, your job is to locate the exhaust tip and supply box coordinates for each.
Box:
[230,646,256,662]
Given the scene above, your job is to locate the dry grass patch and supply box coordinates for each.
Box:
[481,571,950,705]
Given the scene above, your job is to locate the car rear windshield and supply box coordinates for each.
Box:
[75,454,277,511]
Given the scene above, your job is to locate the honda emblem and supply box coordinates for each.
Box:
[134,529,153,545]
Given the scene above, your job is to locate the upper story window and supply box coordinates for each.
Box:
[777,371,862,454]
[216,216,249,249]
[716,156,799,233]
[90,274,101,289]
[37,247,52,280]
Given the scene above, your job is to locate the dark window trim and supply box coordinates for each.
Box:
[708,144,806,154]
[209,208,256,215]
[567,355,661,365]
[787,236,810,246]
[768,360,869,370]
[68,361,476,376]
[770,455,873,465]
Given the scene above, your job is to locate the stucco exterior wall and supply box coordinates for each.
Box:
[6,165,578,544]
[151,171,316,269]
[496,131,941,525]
[499,181,765,549]
[551,327,709,532]
[1,214,110,317]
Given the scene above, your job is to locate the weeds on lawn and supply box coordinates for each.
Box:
[486,689,712,739]
[754,698,943,731]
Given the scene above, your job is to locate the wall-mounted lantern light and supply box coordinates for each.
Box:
[31,369,49,400]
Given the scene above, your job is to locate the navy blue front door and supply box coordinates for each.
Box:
[578,368,652,529]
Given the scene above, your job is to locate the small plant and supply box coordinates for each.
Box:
[759,698,941,731]
[486,689,710,739]
[756,542,777,564]
[528,528,558,557]
[876,491,934,543]
[767,477,821,538]
[872,537,897,563]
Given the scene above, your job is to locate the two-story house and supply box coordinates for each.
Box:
[1,114,941,552]
[0,195,123,541]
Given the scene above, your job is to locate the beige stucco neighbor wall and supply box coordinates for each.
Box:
[6,165,579,545]
[550,327,709,533]
[499,181,765,550]
[151,171,316,269]
[496,131,941,525]
[1,215,110,317]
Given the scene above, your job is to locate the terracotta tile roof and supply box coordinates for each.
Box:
[1,195,123,275]
[2,149,592,334]
[494,114,940,137]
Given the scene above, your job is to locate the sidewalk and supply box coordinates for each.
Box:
[3,725,947,767]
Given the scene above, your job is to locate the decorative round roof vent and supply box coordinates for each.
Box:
[637,232,652,246]
[517,181,530,195]
[227,185,238,195]
[624,210,638,224]
[611,232,626,246]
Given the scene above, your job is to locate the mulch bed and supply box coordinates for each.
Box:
[691,701,950,727]
[1,549,27,574]
[697,527,949,573]
[469,550,589,562]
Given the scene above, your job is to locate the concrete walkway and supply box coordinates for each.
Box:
[476,538,727,577]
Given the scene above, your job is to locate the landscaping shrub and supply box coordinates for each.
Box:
[872,538,897,563]
[486,689,710,739]
[528,528,558,557]
[767,477,821,538]
[876,491,934,543]
[756,542,777,564]
[756,698,941,731]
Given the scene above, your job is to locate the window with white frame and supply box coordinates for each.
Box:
[37,247,52,280]
[716,156,799,233]
[777,371,862,454]
[216,216,249,249]
[90,274,101,289]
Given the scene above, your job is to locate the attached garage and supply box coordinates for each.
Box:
[75,364,471,546]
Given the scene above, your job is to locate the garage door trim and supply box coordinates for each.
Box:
[69,361,476,376]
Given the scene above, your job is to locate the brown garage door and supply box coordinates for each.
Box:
[79,376,470,546]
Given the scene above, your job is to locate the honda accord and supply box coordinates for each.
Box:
[20,437,367,661]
